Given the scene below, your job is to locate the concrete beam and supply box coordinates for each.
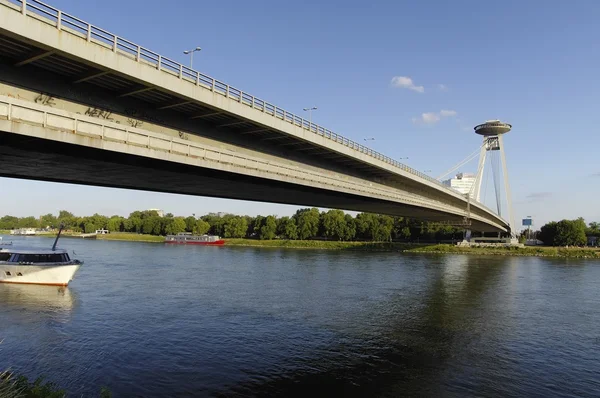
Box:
[14,49,54,66]
[240,129,271,135]
[157,101,191,110]
[118,86,154,98]
[218,120,249,127]
[189,111,222,119]
[72,70,110,84]
[260,135,287,141]
[280,141,305,147]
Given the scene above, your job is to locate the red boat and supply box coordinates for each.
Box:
[165,233,225,245]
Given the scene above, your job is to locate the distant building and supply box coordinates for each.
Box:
[217,212,227,217]
[588,236,598,247]
[10,228,36,235]
[442,173,477,200]
[147,209,164,217]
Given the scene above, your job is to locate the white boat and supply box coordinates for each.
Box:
[0,226,82,286]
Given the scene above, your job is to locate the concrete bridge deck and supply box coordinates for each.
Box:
[0,0,509,232]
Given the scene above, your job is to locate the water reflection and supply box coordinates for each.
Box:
[218,255,509,397]
[0,284,77,316]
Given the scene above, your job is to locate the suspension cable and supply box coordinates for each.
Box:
[436,142,486,180]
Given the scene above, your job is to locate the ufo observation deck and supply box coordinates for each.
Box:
[474,120,512,136]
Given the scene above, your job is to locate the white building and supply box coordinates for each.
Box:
[147,209,164,217]
[442,173,477,200]
[10,228,37,235]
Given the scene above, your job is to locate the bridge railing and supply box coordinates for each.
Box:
[1,0,468,191]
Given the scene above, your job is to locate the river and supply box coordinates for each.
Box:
[0,236,599,397]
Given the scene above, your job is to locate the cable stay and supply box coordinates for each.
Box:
[436,142,486,181]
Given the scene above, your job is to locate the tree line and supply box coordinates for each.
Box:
[0,209,469,242]
[530,218,599,247]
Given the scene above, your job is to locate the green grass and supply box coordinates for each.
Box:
[96,232,164,243]
[224,238,406,251]
[224,239,600,258]
[0,371,111,398]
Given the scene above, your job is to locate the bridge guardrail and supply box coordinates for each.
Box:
[0,94,504,225]
[3,0,469,195]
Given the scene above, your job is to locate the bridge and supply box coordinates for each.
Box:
[0,0,510,233]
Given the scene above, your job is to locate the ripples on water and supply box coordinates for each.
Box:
[1,237,599,397]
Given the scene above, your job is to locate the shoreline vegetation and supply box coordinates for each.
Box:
[1,208,598,259]
[4,231,598,258]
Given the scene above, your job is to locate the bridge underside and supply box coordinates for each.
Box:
[0,132,499,232]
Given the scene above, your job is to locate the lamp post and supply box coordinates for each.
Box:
[183,46,201,69]
[363,137,375,141]
[303,106,317,126]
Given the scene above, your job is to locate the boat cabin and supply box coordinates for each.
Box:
[0,249,72,264]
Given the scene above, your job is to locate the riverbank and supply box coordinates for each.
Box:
[224,239,600,258]
[33,232,165,243]
[3,232,599,258]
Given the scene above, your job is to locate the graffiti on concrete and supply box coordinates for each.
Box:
[34,93,56,107]
[84,107,116,122]
[178,131,189,140]
[127,118,144,128]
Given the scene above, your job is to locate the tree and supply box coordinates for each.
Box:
[0,216,19,230]
[39,213,57,229]
[539,219,587,246]
[355,213,393,241]
[142,216,162,235]
[539,221,557,245]
[193,219,211,235]
[322,209,347,240]
[164,217,187,235]
[342,214,356,241]
[259,215,277,240]
[106,216,124,232]
[184,216,197,232]
[294,208,320,240]
[223,216,247,238]
[249,215,264,238]
[555,219,586,246]
[276,216,290,236]
[280,217,298,240]
[84,222,98,233]
[18,216,38,228]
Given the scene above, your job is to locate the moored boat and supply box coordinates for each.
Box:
[165,232,225,245]
[0,225,82,286]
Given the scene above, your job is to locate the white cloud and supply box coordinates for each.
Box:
[412,109,458,125]
[440,109,457,117]
[391,76,425,93]
[438,84,448,91]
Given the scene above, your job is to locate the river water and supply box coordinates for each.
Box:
[0,236,599,397]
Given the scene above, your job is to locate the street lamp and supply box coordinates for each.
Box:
[183,46,201,69]
[423,169,432,173]
[303,106,317,126]
[364,137,375,141]
[398,157,409,160]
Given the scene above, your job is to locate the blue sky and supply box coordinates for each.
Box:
[2,0,599,228]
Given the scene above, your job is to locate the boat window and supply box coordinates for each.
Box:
[17,272,22,276]
[13,254,66,263]
[0,253,10,261]
[5,271,10,276]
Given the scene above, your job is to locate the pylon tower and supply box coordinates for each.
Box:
[472,120,515,236]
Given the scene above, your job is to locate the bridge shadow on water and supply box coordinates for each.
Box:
[213,255,509,398]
